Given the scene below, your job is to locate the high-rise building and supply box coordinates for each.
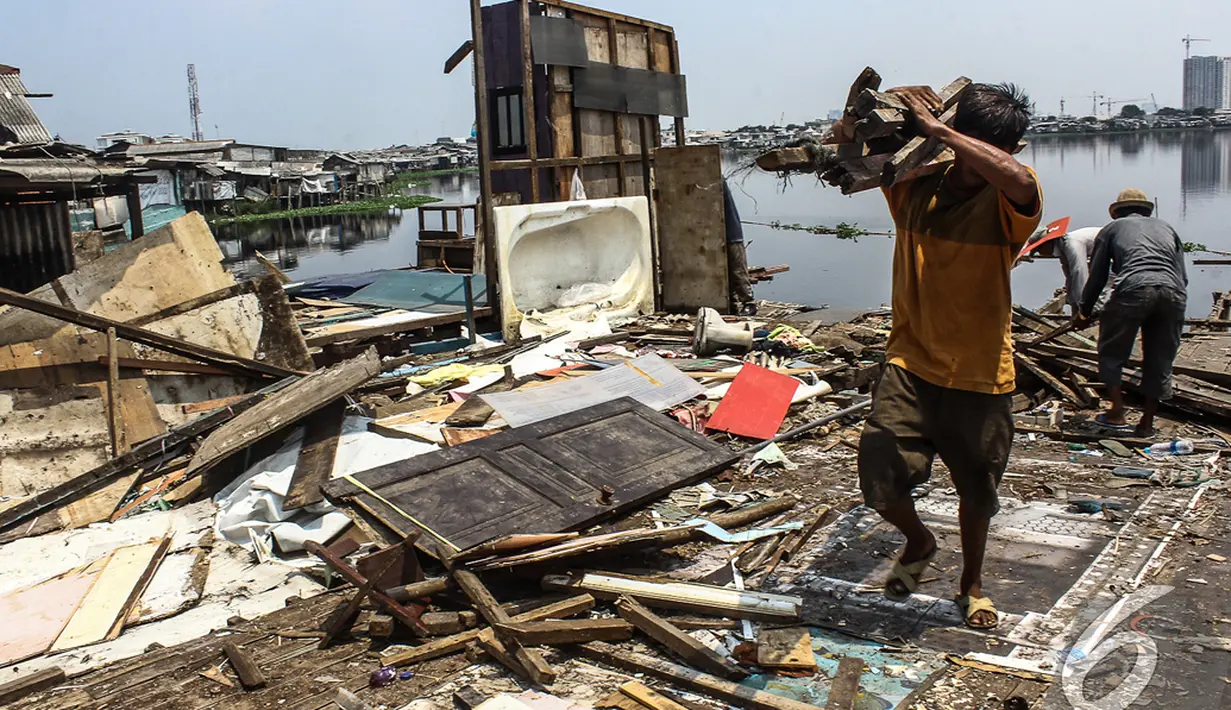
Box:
[1184,55,1225,110]
[1223,58,1231,109]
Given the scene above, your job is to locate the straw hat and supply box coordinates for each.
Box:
[1109,188,1154,218]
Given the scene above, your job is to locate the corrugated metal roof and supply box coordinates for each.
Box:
[124,140,235,156]
[0,158,135,184]
[0,65,53,146]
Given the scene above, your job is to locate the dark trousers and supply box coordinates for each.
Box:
[1098,285,1186,400]
[727,242,753,307]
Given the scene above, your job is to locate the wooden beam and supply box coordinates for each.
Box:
[615,596,746,680]
[382,594,595,667]
[0,668,65,705]
[99,356,231,376]
[620,681,690,710]
[223,642,267,690]
[543,571,801,621]
[475,627,539,682]
[497,618,634,645]
[454,569,556,684]
[823,657,864,710]
[536,0,674,32]
[0,285,301,379]
[444,39,475,74]
[304,540,428,636]
[470,0,498,327]
[577,642,827,710]
[105,327,124,457]
[387,576,451,603]
[125,280,255,327]
[283,400,346,510]
[520,0,540,202]
[491,153,647,171]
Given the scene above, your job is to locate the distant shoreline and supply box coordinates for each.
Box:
[1026,124,1231,140]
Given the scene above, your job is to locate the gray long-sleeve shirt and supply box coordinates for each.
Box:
[1079,214,1188,318]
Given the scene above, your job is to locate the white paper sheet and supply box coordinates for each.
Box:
[480,354,704,427]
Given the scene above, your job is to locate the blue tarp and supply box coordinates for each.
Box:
[341,270,488,314]
[286,271,392,300]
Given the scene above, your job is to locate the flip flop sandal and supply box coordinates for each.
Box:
[1095,413,1132,431]
[956,595,1000,630]
[884,547,938,602]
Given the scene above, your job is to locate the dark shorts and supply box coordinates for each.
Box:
[1098,285,1186,400]
[858,364,1013,517]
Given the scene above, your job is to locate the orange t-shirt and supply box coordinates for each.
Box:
[883,167,1043,394]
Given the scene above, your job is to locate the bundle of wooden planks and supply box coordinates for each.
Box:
[754,68,971,195]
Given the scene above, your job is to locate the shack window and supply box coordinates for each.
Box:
[491,88,526,155]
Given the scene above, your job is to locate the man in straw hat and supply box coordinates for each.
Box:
[847,82,1042,631]
[1073,188,1187,437]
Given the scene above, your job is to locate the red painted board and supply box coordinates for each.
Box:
[706,365,798,440]
[1016,216,1071,262]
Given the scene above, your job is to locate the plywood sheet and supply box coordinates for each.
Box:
[324,398,738,554]
[51,540,168,651]
[0,560,105,666]
[655,146,729,312]
[756,627,817,671]
[0,213,235,346]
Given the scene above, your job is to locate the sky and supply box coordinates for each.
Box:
[7,0,1231,150]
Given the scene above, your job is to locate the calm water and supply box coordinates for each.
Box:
[222,132,1231,316]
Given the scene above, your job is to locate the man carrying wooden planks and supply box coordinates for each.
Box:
[843,83,1043,629]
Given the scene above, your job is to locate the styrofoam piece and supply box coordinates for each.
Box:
[493,197,653,341]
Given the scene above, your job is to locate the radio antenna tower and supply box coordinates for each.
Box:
[187,64,203,141]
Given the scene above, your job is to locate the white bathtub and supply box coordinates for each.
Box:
[493,196,654,340]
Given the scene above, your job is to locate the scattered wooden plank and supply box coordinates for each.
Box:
[182,394,250,415]
[368,614,395,638]
[187,349,378,477]
[387,577,452,603]
[620,681,690,710]
[422,610,479,636]
[454,569,555,683]
[543,571,801,622]
[1014,353,1083,407]
[471,526,697,571]
[110,465,191,522]
[453,533,580,562]
[0,285,300,380]
[757,628,817,673]
[497,618,634,645]
[0,667,65,705]
[823,657,864,710]
[382,594,595,667]
[615,596,747,680]
[442,427,500,447]
[284,399,346,510]
[304,308,492,347]
[223,641,267,690]
[106,537,171,641]
[475,627,539,683]
[578,642,827,710]
[51,539,170,651]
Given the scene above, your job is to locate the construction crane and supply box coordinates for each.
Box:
[1182,35,1211,59]
[187,64,203,142]
[1102,98,1148,116]
[1086,92,1104,117]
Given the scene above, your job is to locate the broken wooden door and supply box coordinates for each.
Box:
[322,398,737,554]
[654,145,729,313]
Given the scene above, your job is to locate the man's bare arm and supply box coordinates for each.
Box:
[899,93,1038,209]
